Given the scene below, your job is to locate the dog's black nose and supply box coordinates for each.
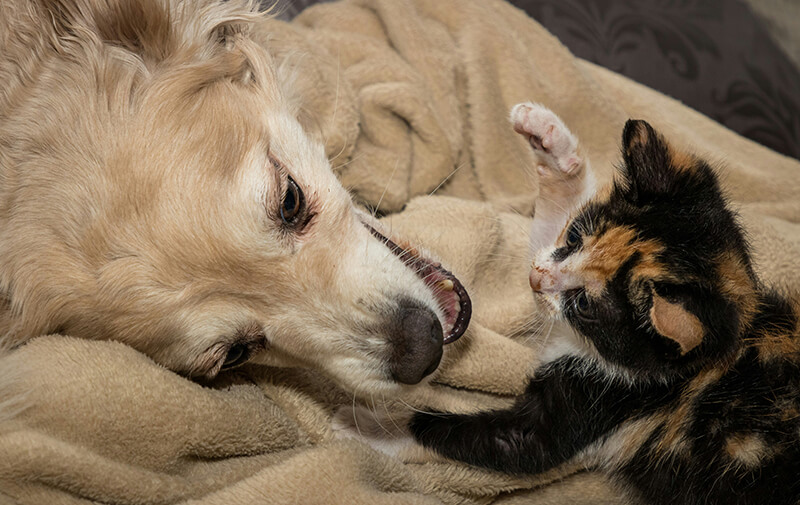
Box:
[389,303,443,385]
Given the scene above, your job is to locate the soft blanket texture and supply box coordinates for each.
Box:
[2,0,800,503]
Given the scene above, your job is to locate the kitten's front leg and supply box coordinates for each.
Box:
[409,408,542,474]
[409,369,599,475]
[510,103,595,251]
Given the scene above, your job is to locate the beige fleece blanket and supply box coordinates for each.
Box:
[2,0,800,503]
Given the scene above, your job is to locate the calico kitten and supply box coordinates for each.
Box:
[409,104,800,505]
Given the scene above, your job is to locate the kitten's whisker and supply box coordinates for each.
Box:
[429,162,468,197]
[374,157,402,219]
[397,398,442,416]
[331,152,365,171]
[369,394,392,437]
[352,384,363,438]
[381,393,405,435]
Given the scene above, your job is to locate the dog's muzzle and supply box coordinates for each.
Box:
[365,223,472,347]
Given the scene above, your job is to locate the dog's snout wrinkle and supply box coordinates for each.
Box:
[389,302,443,385]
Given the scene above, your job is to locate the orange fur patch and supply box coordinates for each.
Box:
[625,123,651,158]
[582,227,637,292]
[581,226,664,295]
[628,238,669,284]
[753,297,800,363]
[667,145,697,174]
[617,413,668,464]
[716,252,757,329]
[650,293,705,354]
[755,328,800,363]
[656,367,724,455]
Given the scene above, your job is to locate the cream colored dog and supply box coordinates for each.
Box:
[0,0,470,394]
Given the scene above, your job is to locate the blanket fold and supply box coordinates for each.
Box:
[2,0,799,503]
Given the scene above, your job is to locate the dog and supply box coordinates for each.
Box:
[0,0,470,395]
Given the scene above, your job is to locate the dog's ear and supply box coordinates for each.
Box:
[37,0,261,83]
[91,0,175,63]
[0,292,18,352]
[35,0,173,61]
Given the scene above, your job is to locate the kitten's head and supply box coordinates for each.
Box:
[531,120,758,378]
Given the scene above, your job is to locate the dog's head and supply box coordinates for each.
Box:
[0,0,470,394]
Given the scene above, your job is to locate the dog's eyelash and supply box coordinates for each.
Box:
[280,176,303,225]
[268,154,316,235]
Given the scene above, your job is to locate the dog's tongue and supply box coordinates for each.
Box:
[365,225,471,344]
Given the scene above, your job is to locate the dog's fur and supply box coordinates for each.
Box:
[0,0,456,394]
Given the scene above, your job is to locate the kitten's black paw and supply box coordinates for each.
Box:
[410,411,493,458]
[409,410,450,447]
[410,410,530,473]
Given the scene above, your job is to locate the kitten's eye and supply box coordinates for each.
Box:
[280,176,304,225]
[565,227,581,248]
[572,290,595,320]
[221,343,249,370]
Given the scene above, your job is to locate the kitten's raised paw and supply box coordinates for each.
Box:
[512,102,595,251]
[510,102,584,178]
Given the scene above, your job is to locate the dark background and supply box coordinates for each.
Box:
[274,0,800,160]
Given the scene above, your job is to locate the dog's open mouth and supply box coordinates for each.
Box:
[366,225,471,344]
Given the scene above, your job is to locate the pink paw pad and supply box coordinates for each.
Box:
[510,102,583,177]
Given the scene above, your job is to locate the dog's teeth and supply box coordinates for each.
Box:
[438,279,454,292]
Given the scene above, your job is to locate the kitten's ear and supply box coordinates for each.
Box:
[618,120,674,204]
[649,291,705,355]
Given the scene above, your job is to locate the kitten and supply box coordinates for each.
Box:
[409,104,800,505]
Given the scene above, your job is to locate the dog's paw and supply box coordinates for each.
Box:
[331,406,416,459]
[510,102,584,179]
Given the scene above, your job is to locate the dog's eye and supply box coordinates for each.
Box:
[280,176,303,225]
[221,343,249,370]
